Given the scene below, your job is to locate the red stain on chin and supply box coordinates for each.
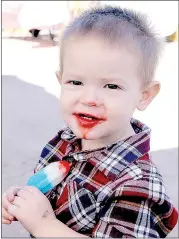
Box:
[79,123,100,139]
[81,128,89,139]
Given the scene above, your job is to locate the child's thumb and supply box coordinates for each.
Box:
[6,187,21,202]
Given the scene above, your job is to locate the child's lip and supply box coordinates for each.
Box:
[73,112,106,120]
[73,112,106,128]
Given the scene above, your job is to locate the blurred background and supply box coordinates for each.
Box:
[2,1,178,237]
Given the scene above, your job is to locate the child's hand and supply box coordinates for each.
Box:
[2,187,21,224]
[7,186,56,235]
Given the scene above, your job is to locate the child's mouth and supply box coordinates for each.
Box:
[73,113,106,128]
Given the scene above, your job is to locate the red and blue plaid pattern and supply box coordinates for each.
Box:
[34,118,178,238]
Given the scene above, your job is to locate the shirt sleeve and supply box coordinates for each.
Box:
[92,196,178,238]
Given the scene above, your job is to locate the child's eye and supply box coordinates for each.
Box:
[68,81,82,85]
[104,84,121,90]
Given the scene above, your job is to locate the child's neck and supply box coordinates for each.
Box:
[81,124,135,151]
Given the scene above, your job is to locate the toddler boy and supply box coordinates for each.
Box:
[2,5,178,238]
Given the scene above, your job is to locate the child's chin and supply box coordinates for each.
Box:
[81,134,96,140]
[68,121,102,139]
[72,128,98,140]
[81,131,100,140]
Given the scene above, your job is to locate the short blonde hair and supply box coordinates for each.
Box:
[60,5,165,84]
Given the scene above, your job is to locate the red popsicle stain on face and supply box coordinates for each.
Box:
[73,113,106,139]
[81,127,91,139]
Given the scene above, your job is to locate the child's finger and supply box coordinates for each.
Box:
[2,208,14,221]
[2,193,11,209]
[2,218,12,225]
[6,187,21,202]
[7,204,19,219]
[16,189,32,200]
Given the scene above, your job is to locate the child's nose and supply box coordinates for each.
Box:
[80,87,102,107]
[87,102,97,107]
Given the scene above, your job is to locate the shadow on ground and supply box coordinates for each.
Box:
[2,75,65,237]
[2,75,178,238]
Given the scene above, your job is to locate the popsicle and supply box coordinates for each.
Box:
[27,161,72,194]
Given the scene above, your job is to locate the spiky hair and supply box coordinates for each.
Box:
[60,5,164,84]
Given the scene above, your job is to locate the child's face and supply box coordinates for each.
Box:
[59,36,143,142]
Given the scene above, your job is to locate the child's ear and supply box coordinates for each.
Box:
[137,81,161,111]
[55,69,62,84]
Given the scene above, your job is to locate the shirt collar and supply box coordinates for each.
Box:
[61,118,151,181]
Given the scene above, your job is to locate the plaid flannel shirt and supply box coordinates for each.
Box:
[33,118,178,238]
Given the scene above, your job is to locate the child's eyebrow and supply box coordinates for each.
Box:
[101,77,127,86]
[63,73,83,80]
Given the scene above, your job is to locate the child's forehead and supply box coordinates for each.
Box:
[62,35,140,62]
[62,47,141,87]
[61,35,142,85]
